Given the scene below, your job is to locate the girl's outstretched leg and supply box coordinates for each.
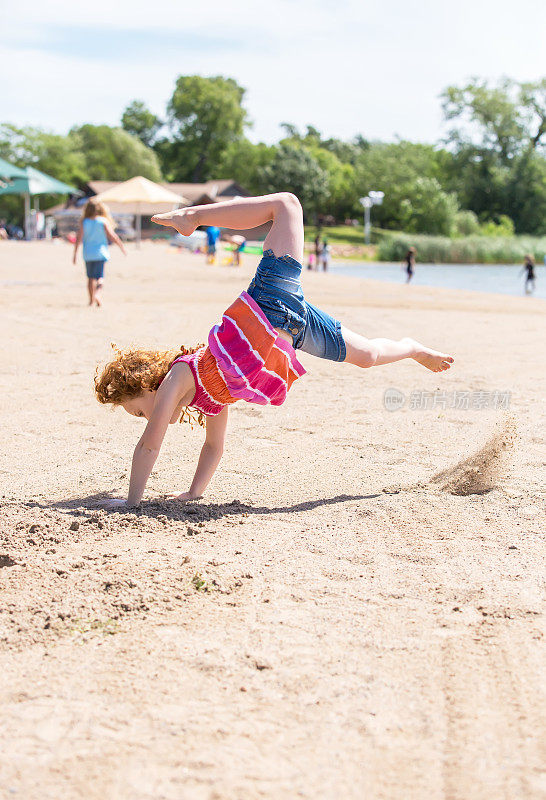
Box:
[152,193,304,263]
[87,277,94,306]
[342,327,454,373]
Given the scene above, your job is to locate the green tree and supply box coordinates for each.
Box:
[400,177,460,235]
[279,123,368,166]
[505,150,546,234]
[259,143,329,220]
[440,77,546,231]
[216,138,275,194]
[321,135,369,166]
[69,125,162,181]
[166,75,248,182]
[0,123,87,184]
[276,124,363,218]
[442,77,546,160]
[453,209,480,236]
[441,146,510,222]
[309,146,357,219]
[0,124,87,224]
[354,141,448,229]
[121,100,162,147]
[519,79,546,151]
[441,78,525,163]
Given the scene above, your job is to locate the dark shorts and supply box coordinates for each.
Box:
[247,249,346,362]
[85,260,105,280]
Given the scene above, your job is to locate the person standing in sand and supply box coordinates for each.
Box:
[314,232,323,269]
[72,199,126,307]
[205,225,220,264]
[231,234,246,266]
[94,193,453,507]
[320,238,331,271]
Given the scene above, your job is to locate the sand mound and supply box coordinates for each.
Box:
[430,415,517,496]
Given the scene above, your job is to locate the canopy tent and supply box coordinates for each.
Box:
[93,176,187,246]
[0,165,79,239]
[0,157,27,186]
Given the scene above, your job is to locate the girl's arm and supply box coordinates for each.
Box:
[126,367,192,506]
[72,223,83,264]
[103,219,127,256]
[172,407,229,501]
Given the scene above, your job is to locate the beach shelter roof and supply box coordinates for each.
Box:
[0,157,27,181]
[0,165,78,197]
[93,176,186,206]
[94,176,186,247]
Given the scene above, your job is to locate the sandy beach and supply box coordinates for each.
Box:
[1,240,545,799]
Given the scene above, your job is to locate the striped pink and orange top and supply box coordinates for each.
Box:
[172,291,306,417]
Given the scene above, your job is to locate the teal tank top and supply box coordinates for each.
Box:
[82,217,110,262]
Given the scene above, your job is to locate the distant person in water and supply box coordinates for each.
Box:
[521,254,536,294]
[404,247,416,284]
[73,199,126,306]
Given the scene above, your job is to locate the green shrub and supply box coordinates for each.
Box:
[454,210,480,236]
[479,215,515,237]
[377,232,546,264]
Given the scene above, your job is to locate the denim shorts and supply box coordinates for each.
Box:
[85,260,105,280]
[247,249,346,362]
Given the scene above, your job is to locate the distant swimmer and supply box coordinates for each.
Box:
[521,254,536,294]
[404,247,416,284]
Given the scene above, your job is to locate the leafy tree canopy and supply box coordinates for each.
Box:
[166,75,248,182]
[69,125,162,181]
[400,177,460,236]
[0,123,87,184]
[216,138,276,196]
[441,77,546,162]
[260,142,330,219]
[121,100,162,147]
[354,141,449,230]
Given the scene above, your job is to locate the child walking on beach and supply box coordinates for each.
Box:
[73,199,126,306]
[95,193,453,507]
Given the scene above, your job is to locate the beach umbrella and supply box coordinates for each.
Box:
[0,165,79,239]
[93,176,186,247]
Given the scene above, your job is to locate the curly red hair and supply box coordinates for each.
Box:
[94,344,206,427]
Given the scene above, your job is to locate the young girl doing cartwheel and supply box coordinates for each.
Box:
[95,193,453,506]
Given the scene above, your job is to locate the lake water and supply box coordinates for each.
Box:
[330,262,546,300]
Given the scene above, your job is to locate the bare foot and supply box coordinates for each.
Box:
[405,338,454,373]
[152,208,198,236]
[94,296,102,308]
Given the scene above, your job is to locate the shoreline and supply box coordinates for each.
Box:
[329,259,546,300]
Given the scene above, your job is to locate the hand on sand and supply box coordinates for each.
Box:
[152,208,198,236]
[166,491,203,502]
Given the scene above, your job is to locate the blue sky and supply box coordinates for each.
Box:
[2,0,546,145]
